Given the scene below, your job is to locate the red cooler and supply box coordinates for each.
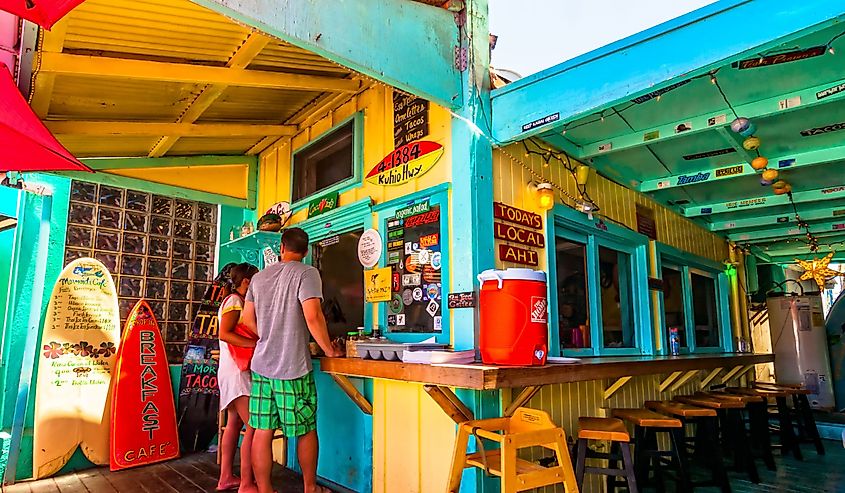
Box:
[477,268,548,366]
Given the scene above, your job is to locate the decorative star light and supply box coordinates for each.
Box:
[795,252,843,290]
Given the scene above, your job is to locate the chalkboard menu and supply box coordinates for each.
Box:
[386,201,442,333]
[393,92,429,148]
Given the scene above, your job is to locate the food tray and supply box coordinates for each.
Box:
[356,341,447,361]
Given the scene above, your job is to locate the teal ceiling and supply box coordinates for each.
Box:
[514,18,845,263]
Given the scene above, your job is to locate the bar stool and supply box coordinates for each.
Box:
[675,394,759,484]
[612,408,690,492]
[448,407,578,493]
[645,400,730,493]
[754,382,825,455]
[726,386,803,460]
[574,417,637,492]
[699,391,776,471]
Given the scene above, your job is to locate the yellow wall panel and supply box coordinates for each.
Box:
[106,164,249,198]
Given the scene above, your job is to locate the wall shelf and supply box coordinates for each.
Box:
[221,231,281,266]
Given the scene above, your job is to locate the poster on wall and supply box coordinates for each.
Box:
[394,92,429,148]
[387,202,442,333]
[177,263,233,453]
[635,203,657,240]
[366,141,444,187]
[365,266,392,303]
[110,300,179,471]
[357,229,383,268]
[33,258,121,478]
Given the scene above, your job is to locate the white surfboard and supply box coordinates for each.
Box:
[33,258,120,478]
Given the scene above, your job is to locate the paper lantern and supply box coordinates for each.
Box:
[739,122,757,137]
[751,157,768,170]
[743,136,761,150]
[730,117,750,133]
[772,180,791,195]
[576,164,591,185]
[762,168,778,181]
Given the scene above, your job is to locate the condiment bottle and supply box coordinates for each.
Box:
[669,327,680,356]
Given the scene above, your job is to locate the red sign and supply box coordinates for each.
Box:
[494,222,545,248]
[110,300,179,471]
[366,141,443,186]
[404,208,440,228]
[498,244,539,266]
[494,202,542,230]
[736,46,826,69]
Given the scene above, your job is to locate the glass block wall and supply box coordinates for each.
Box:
[64,180,218,363]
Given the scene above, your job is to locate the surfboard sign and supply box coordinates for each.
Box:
[33,258,120,479]
[110,300,179,471]
[365,141,444,186]
[177,263,234,452]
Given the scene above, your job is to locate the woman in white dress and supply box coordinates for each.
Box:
[217,262,259,492]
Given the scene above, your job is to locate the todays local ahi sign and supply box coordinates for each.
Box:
[493,202,545,266]
[366,141,443,186]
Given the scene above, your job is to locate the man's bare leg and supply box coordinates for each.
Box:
[298,430,328,493]
[251,428,275,493]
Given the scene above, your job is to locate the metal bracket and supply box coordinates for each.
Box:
[454,46,468,71]
[604,376,632,400]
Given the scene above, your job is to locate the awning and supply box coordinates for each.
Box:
[0,0,84,29]
[0,63,90,172]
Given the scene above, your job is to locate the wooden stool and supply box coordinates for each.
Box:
[676,394,759,484]
[646,401,730,493]
[754,382,825,456]
[448,407,578,493]
[612,408,689,493]
[574,417,637,493]
[727,386,804,461]
[216,410,286,465]
[700,391,776,471]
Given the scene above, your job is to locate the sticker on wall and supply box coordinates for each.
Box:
[707,114,727,126]
[597,142,612,153]
[403,273,421,286]
[430,252,442,270]
[426,299,439,317]
[365,267,392,303]
[387,315,397,325]
[395,200,430,220]
[643,130,660,141]
[263,247,279,266]
[422,265,441,283]
[433,316,442,331]
[521,112,560,132]
[419,233,439,248]
[778,96,801,110]
[418,249,431,265]
[387,251,401,265]
[402,289,414,306]
[389,294,404,314]
[405,242,413,254]
[426,284,440,300]
[357,228,382,268]
[800,121,845,137]
[413,287,423,302]
[392,271,401,292]
[778,159,796,168]
[715,165,743,177]
[366,141,444,186]
[396,314,406,326]
[405,255,421,273]
[675,122,692,133]
[817,82,845,100]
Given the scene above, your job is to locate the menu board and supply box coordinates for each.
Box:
[386,201,442,333]
[393,92,429,148]
[34,258,121,478]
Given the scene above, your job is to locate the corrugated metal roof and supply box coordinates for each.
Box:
[31,0,356,158]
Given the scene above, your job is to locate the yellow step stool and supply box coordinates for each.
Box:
[448,407,578,493]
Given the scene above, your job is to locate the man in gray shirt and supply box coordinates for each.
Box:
[242,227,341,493]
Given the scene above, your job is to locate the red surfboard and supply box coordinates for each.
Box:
[110,299,179,471]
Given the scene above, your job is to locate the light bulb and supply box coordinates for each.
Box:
[536,183,555,211]
[830,46,836,55]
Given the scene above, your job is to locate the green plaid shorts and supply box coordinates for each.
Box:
[249,371,317,436]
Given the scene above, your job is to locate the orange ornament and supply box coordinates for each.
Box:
[751,157,768,170]
[762,168,778,181]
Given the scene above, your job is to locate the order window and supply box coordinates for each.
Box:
[311,230,365,339]
[692,272,720,347]
[292,120,354,202]
[661,265,687,348]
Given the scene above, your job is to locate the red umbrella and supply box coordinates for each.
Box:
[0,63,91,172]
[0,0,85,30]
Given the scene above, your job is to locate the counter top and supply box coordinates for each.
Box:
[319,353,774,390]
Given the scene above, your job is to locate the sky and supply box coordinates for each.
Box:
[489,0,717,77]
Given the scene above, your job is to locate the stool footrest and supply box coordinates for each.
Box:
[465,451,547,476]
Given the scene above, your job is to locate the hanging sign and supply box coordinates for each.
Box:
[521,112,560,132]
[318,235,340,248]
[493,202,543,230]
[306,191,339,218]
[365,267,392,303]
[494,222,545,248]
[394,92,429,147]
[357,228,383,268]
[635,204,657,241]
[817,82,845,100]
[262,247,279,266]
[366,141,444,186]
[715,165,743,177]
[498,244,539,266]
[682,148,735,160]
[734,46,826,70]
[800,121,845,137]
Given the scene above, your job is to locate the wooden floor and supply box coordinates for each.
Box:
[3,441,844,492]
[1,452,339,493]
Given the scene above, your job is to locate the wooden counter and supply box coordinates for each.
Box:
[319,353,774,390]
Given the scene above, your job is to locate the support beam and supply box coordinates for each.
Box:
[193,0,461,108]
[684,184,845,217]
[491,0,845,143]
[642,145,845,193]
[423,385,473,423]
[699,367,723,389]
[44,121,297,137]
[720,365,745,384]
[503,386,543,417]
[583,75,845,161]
[658,371,683,393]
[729,219,845,242]
[328,374,372,415]
[668,370,700,393]
[80,155,257,170]
[149,31,273,157]
[604,376,632,399]
[710,200,845,231]
[38,52,362,92]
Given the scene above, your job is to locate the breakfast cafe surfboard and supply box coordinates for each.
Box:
[33,258,120,478]
[365,141,443,186]
[110,299,179,471]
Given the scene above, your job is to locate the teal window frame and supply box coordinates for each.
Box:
[297,197,375,332]
[373,184,450,344]
[655,243,733,354]
[546,204,653,357]
[289,112,364,213]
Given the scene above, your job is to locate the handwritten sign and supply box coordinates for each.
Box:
[357,229,383,268]
[494,222,545,247]
[498,244,539,266]
[34,258,120,478]
[394,92,429,147]
[447,292,475,309]
[365,267,392,303]
[735,46,826,69]
[493,202,542,229]
[366,141,443,187]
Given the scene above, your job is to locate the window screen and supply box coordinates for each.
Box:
[64,180,217,363]
[292,121,354,202]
